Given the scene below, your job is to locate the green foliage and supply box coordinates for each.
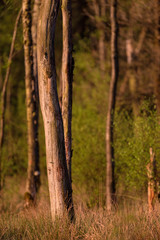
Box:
[72,40,108,205]
[114,100,160,193]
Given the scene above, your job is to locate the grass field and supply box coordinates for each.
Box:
[0,177,160,240]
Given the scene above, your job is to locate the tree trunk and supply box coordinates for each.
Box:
[0,9,22,191]
[99,0,106,73]
[106,0,118,211]
[37,0,74,221]
[154,0,160,113]
[61,0,73,182]
[22,0,39,205]
[99,30,106,73]
[31,0,41,193]
[126,38,139,117]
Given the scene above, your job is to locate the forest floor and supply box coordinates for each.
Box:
[0,176,160,240]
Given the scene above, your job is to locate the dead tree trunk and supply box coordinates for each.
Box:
[106,0,118,211]
[147,148,157,212]
[37,0,74,221]
[22,0,39,205]
[61,0,73,182]
[0,9,22,190]
[31,0,41,193]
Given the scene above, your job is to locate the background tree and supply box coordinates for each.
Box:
[22,0,40,205]
[0,8,22,190]
[31,0,41,193]
[106,0,118,210]
[154,0,160,113]
[85,0,107,73]
[0,0,160,214]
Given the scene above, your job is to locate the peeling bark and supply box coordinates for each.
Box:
[37,0,74,221]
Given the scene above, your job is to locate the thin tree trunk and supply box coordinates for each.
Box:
[126,37,138,116]
[99,0,106,73]
[22,0,39,205]
[126,28,146,117]
[0,58,3,91]
[106,0,118,211]
[61,0,73,182]
[31,0,41,193]
[99,30,106,72]
[0,8,22,190]
[37,0,74,221]
[154,0,160,113]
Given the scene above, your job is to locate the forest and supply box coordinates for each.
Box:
[0,0,160,239]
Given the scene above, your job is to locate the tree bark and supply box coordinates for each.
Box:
[31,0,41,193]
[0,8,22,190]
[61,0,73,182]
[22,0,39,204]
[106,0,118,211]
[37,0,74,221]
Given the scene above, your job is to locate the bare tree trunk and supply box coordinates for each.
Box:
[37,0,74,221]
[106,0,118,211]
[22,0,39,205]
[0,58,3,91]
[99,0,106,73]
[0,9,22,190]
[31,0,41,193]
[154,0,160,113]
[99,30,106,73]
[61,0,73,182]
[85,0,106,73]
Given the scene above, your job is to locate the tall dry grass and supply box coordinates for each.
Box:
[1,199,160,239]
[0,177,160,239]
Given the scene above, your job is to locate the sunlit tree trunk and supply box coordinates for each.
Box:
[37,0,74,221]
[22,0,39,204]
[106,0,118,211]
[0,9,22,190]
[61,0,73,182]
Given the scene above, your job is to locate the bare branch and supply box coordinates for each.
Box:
[0,8,22,190]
